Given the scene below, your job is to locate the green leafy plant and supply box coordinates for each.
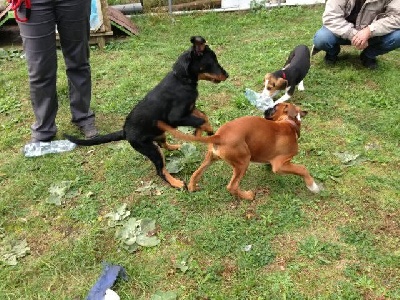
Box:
[1,238,30,266]
[166,142,201,174]
[46,179,80,205]
[150,290,177,300]
[106,204,160,253]
[115,217,160,252]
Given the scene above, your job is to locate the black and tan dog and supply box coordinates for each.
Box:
[263,44,310,104]
[158,103,320,200]
[65,36,228,189]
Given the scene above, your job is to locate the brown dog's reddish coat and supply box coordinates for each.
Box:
[158,103,320,200]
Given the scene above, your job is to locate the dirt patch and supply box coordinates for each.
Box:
[264,233,299,273]
[220,257,238,281]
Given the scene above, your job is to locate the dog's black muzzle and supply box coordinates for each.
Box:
[222,68,229,79]
[219,64,229,79]
[264,105,277,120]
[213,64,229,80]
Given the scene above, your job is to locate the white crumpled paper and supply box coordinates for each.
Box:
[244,88,275,111]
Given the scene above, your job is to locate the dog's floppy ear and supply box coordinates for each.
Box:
[284,104,298,118]
[300,110,308,118]
[276,78,288,89]
[190,36,207,56]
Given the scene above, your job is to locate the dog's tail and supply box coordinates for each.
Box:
[157,121,221,144]
[64,130,125,146]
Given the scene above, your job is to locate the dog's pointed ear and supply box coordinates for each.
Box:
[190,36,207,56]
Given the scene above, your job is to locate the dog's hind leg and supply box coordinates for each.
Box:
[272,160,320,193]
[226,158,254,200]
[188,147,218,192]
[129,139,185,189]
[298,80,305,91]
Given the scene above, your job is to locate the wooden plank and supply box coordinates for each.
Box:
[0,4,11,21]
[153,0,221,12]
[107,6,139,36]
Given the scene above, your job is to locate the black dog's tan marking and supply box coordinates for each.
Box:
[65,36,228,189]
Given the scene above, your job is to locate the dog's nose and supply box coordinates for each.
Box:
[223,69,229,78]
[219,64,229,78]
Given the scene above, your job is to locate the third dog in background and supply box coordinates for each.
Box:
[263,45,310,104]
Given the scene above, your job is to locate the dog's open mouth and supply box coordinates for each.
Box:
[198,73,227,83]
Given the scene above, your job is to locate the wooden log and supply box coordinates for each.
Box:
[151,0,221,12]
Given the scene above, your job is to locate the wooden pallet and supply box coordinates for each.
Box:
[0,4,12,28]
[1,1,139,48]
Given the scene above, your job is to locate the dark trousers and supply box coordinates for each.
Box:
[18,0,95,140]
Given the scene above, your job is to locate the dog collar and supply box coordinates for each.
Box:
[172,70,197,85]
[285,119,300,139]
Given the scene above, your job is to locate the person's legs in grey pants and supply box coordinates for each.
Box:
[18,0,95,141]
[18,0,59,141]
[56,0,95,128]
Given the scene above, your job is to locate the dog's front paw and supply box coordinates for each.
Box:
[162,169,185,189]
[187,182,200,192]
[162,142,181,151]
[171,179,185,189]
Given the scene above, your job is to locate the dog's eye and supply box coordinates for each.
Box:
[267,87,271,91]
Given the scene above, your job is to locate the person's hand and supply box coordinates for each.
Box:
[351,27,371,50]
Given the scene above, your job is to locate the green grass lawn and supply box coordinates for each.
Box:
[1,5,400,299]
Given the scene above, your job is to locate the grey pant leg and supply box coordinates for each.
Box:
[56,0,95,126]
[18,0,58,141]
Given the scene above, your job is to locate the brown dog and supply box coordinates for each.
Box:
[157,103,320,200]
